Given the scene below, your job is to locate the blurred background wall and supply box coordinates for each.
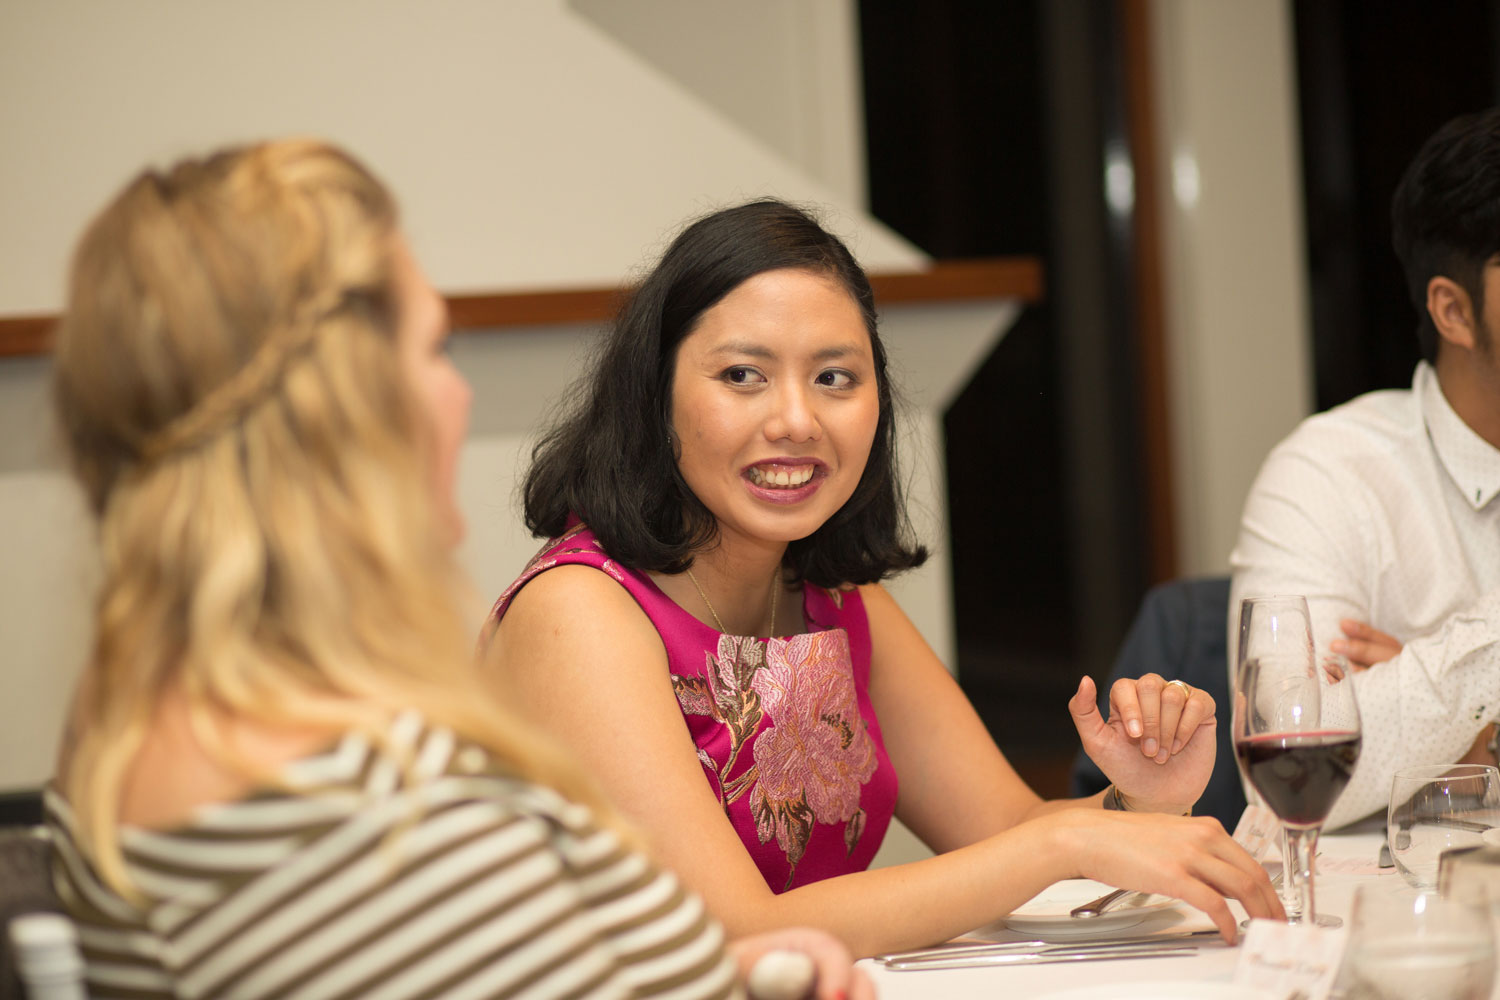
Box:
[0,1,998,826]
[0,0,1482,833]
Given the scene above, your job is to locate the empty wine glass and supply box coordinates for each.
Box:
[1388,764,1500,889]
[1234,595,1363,927]
[1340,884,1495,1000]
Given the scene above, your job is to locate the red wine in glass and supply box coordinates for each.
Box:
[1234,596,1362,927]
[1236,732,1362,828]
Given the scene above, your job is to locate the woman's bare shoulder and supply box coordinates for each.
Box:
[501,564,652,630]
[488,564,665,671]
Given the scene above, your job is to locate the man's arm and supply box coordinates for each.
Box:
[1229,441,1500,829]
[1334,600,1500,825]
[1335,621,1496,768]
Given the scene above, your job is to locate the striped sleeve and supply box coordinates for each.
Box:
[48,718,742,1000]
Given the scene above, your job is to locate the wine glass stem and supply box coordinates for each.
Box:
[1281,826,1321,924]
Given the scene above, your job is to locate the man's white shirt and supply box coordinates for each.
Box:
[1229,361,1500,828]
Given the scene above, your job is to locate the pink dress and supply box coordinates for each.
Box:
[482,523,898,893]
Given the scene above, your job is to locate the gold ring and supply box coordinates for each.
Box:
[1165,679,1192,698]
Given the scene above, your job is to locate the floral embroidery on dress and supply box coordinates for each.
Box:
[750,632,876,888]
[673,629,877,890]
[673,636,767,807]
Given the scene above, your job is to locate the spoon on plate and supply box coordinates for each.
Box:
[1069,887,1134,918]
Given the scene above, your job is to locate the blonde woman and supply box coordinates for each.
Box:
[45,141,867,1000]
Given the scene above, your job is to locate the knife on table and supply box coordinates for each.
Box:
[875,929,1220,968]
[879,938,1203,971]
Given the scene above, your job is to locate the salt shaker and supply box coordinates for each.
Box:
[746,948,816,1000]
[9,913,86,1000]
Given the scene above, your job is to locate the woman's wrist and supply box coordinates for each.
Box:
[1102,783,1191,816]
[1026,808,1092,883]
[1101,784,1134,812]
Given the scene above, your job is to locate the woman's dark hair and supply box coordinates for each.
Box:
[522,199,927,587]
[1392,107,1500,363]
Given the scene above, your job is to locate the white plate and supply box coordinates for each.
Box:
[1003,878,1178,937]
[1032,982,1274,1000]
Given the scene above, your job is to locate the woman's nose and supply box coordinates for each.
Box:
[764,384,822,443]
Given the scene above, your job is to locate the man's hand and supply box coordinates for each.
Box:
[1331,619,1494,765]
[1330,619,1401,670]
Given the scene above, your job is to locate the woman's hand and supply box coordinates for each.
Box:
[727,928,874,1000]
[1069,674,1214,815]
[1047,807,1285,943]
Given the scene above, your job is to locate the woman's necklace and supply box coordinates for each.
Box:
[684,566,779,637]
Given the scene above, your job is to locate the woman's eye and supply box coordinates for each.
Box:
[816,369,855,388]
[722,366,765,385]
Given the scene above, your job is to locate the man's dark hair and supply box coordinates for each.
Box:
[522,199,927,587]
[1392,107,1500,363]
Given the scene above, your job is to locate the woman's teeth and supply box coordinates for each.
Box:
[748,465,815,488]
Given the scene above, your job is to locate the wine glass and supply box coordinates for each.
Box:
[1233,595,1363,927]
[1388,763,1500,889]
[1340,883,1495,1000]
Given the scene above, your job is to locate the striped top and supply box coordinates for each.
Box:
[45,713,742,1000]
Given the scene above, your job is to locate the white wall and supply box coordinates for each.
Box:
[1149,0,1314,575]
[0,0,915,315]
[571,0,868,208]
[0,1,1026,798]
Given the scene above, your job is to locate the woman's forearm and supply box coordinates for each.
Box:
[696,806,1281,956]
[1017,788,1111,823]
[698,819,1071,958]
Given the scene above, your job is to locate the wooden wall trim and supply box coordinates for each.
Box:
[444,287,628,331]
[0,256,1043,360]
[0,317,54,360]
[868,256,1043,305]
[1121,0,1179,583]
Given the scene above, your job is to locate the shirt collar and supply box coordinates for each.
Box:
[1417,361,1500,510]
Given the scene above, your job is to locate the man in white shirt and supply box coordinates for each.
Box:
[1229,108,1500,830]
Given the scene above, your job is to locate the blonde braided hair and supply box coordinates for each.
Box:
[134,286,345,465]
[53,139,614,895]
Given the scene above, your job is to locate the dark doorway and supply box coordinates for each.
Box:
[1295,0,1500,411]
[859,1,1157,794]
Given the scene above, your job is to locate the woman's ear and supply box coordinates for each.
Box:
[1428,276,1479,351]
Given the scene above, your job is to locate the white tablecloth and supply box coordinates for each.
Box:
[859,831,1396,999]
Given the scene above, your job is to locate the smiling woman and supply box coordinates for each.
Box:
[514,200,925,592]
[479,200,1284,959]
[669,269,880,562]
